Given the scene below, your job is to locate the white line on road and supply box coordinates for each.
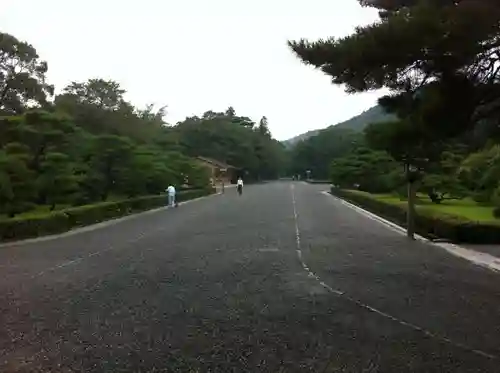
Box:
[290,184,497,360]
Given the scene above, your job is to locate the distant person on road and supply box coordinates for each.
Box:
[167,184,176,207]
[237,177,243,196]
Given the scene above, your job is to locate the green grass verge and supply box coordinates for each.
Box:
[346,190,497,223]
[0,188,215,243]
[332,188,500,244]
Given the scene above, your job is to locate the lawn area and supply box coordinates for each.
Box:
[346,189,498,223]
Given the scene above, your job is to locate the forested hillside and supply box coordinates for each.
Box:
[286,105,397,179]
[335,105,396,131]
[0,32,287,219]
[283,104,395,147]
[174,110,288,181]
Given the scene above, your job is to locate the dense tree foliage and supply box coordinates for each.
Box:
[174,109,287,181]
[330,147,399,193]
[289,0,500,142]
[288,0,500,233]
[288,127,363,179]
[0,32,54,115]
[0,32,287,217]
[459,145,500,203]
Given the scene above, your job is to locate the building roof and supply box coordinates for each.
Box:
[196,156,237,170]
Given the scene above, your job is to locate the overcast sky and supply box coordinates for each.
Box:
[2,0,384,140]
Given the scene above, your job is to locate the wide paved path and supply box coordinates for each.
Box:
[1,182,499,372]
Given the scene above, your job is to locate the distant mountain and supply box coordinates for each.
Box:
[282,128,322,147]
[283,105,396,147]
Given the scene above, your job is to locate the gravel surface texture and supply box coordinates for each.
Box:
[0,181,499,372]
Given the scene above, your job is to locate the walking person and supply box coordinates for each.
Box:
[166,184,176,207]
[236,177,243,196]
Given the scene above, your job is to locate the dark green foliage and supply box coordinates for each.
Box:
[54,82,169,143]
[304,180,331,184]
[290,1,500,98]
[330,147,398,193]
[288,127,364,179]
[0,32,289,224]
[0,149,36,216]
[331,188,500,244]
[420,149,468,204]
[283,104,395,147]
[37,152,78,210]
[61,79,125,110]
[174,108,287,181]
[459,145,500,204]
[335,105,397,132]
[0,32,54,115]
[493,207,500,219]
[0,106,215,217]
[289,0,500,222]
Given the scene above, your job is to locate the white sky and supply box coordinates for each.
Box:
[2,0,385,140]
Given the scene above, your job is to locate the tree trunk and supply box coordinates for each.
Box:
[407,180,416,240]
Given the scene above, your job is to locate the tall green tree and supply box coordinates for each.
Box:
[0,32,54,115]
[0,146,36,216]
[55,80,169,143]
[78,135,134,201]
[459,145,500,203]
[288,0,500,238]
[60,79,125,111]
[257,116,270,137]
[0,30,286,218]
[37,152,78,210]
[417,145,469,204]
[175,108,287,181]
[330,147,398,193]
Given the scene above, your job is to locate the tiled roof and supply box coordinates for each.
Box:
[196,156,237,169]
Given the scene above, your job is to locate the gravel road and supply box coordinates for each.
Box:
[1,181,499,372]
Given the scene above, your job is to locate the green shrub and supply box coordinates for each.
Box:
[472,190,492,204]
[306,180,331,184]
[0,212,71,241]
[0,187,215,242]
[331,187,500,244]
[493,207,500,219]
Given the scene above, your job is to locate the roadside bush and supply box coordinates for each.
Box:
[331,187,500,244]
[0,188,215,242]
[305,180,331,184]
[472,190,492,205]
[493,207,500,219]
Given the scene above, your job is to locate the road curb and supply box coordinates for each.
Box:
[323,191,500,273]
[0,192,220,248]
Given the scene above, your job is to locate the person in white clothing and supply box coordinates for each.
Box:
[236,177,243,195]
[167,185,176,207]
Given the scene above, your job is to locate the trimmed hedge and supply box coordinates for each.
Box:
[305,180,331,184]
[331,187,500,244]
[493,207,500,219]
[0,188,215,242]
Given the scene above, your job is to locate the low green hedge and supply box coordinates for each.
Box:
[305,180,331,184]
[331,187,500,244]
[0,188,215,242]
